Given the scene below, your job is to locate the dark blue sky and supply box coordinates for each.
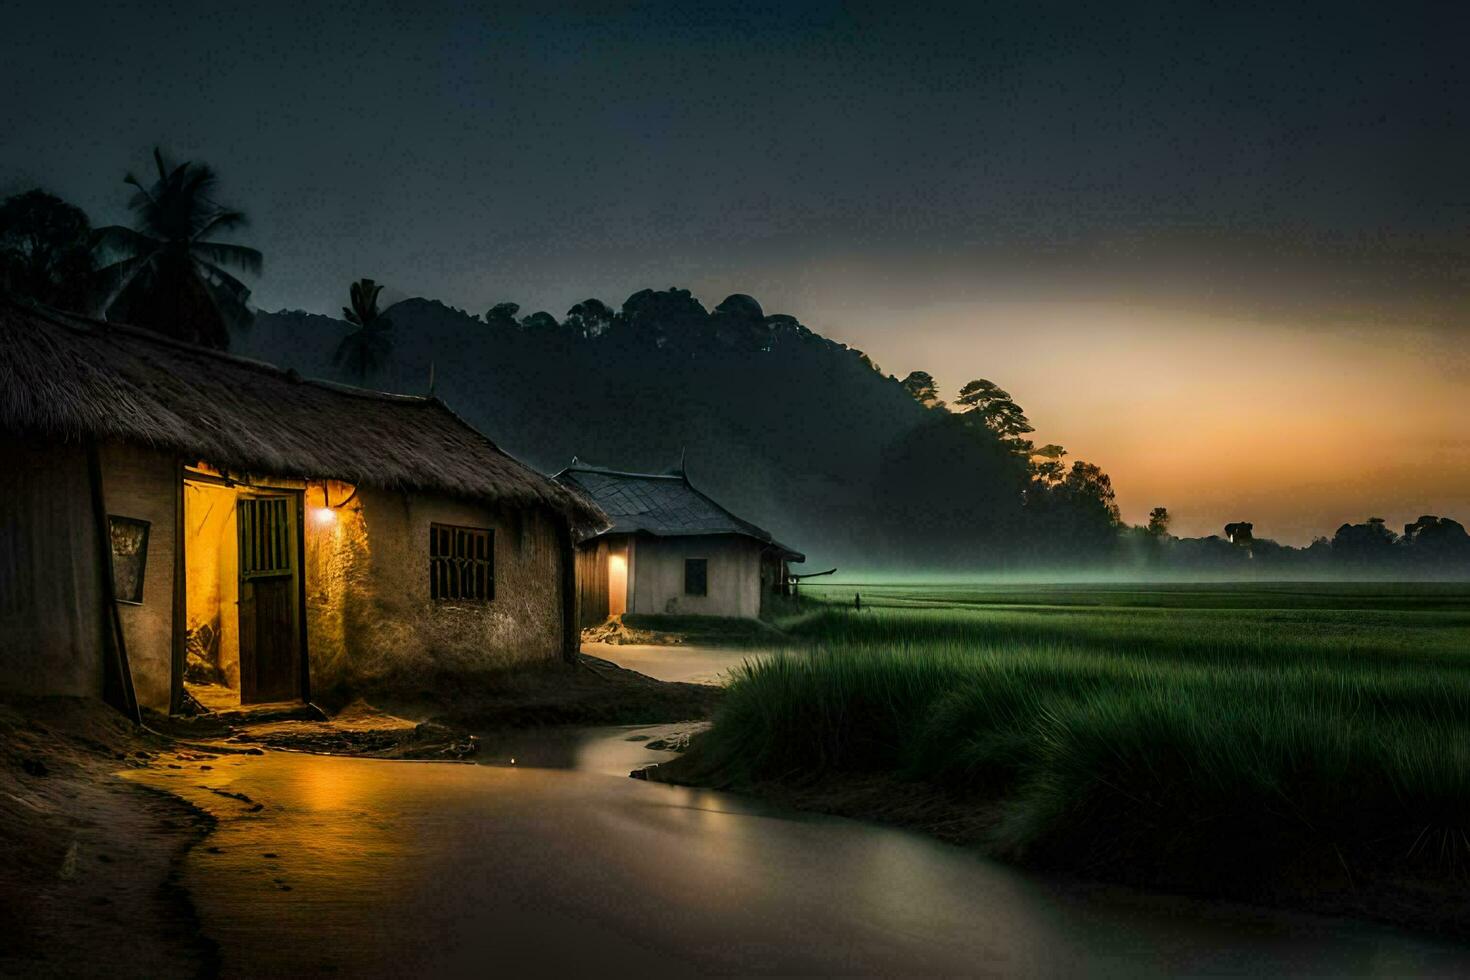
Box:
[5,0,1468,536]
[6,1,1466,318]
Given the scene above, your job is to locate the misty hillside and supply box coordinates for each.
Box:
[241,291,1008,570]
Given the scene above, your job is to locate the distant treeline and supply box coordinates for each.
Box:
[1120,515,1470,576]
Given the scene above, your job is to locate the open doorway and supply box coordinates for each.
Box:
[607,542,628,617]
[184,477,305,708]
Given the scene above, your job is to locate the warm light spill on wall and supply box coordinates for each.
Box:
[608,553,628,616]
[309,479,358,526]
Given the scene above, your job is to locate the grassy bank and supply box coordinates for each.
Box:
[660,584,1470,932]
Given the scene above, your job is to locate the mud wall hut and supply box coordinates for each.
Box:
[0,299,602,716]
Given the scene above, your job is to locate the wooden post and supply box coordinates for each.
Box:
[170,459,186,715]
[295,489,312,702]
[556,515,579,664]
[86,440,140,724]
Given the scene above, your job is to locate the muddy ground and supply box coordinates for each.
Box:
[340,653,722,730]
[0,698,217,979]
[0,655,721,977]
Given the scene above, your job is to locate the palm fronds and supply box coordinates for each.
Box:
[334,277,394,383]
[93,146,260,348]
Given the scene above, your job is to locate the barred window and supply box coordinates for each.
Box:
[238,497,293,579]
[684,557,708,596]
[430,524,494,601]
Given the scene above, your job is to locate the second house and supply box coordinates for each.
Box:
[555,460,804,626]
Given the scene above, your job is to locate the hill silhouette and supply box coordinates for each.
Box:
[242,290,1026,571]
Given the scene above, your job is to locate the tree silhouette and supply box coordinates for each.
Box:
[1022,459,1121,561]
[1224,521,1254,546]
[901,371,944,409]
[484,302,521,329]
[1332,517,1398,561]
[1062,462,1120,525]
[620,287,708,350]
[0,190,98,313]
[710,294,771,352]
[956,378,1035,453]
[563,298,615,338]
[519,310,560,334]
[1147,506,1171,537]
[334,278,393,384]
[1030,443,1068,484]
[1402,515,1470,563]
[95,148,261,349]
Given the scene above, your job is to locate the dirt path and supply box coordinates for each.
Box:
[0,694,476,979]
[0,700,216,979]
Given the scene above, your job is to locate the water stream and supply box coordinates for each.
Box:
[131,723,1470,977]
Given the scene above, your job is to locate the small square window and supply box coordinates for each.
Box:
[430,523,494,601]
[684,557,708,596]
[108,516,150,604]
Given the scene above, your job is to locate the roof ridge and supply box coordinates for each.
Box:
[553,461,794,554]
[556,462,683,481]
[677,475,775,541]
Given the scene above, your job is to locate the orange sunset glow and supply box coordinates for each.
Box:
[808,296,1470,544]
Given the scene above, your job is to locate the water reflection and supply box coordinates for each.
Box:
[473,722,694,776]
[127,737,1470,978]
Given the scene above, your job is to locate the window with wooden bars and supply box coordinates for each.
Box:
[430,524,494,601]
[238,497,294,579]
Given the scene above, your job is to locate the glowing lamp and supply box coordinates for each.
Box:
[311,506,337,526]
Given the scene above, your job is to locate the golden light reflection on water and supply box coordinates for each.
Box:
[294,756,378,812]
[122,743,1470,978]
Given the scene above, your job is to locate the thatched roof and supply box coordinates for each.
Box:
[554,461,804,561]
[0,299,603,527]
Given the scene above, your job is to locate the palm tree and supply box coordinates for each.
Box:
[335,278,393,384]
[94,148,261,349]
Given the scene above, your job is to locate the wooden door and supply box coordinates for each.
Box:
[576,543,608,628]
[237,495,301,703]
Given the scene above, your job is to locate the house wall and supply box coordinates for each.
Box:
[306,486,567,694]
[0,436,106,699]
[628,535,763,619]
[99,441,177,711]
[302,481,368,694]
[2,436,570,708]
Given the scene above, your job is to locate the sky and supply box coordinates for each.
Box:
[4,0,1468,542]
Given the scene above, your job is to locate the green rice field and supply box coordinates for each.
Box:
[667,582,1470,928]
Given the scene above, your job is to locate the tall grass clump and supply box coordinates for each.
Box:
[671,591,1470,906]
